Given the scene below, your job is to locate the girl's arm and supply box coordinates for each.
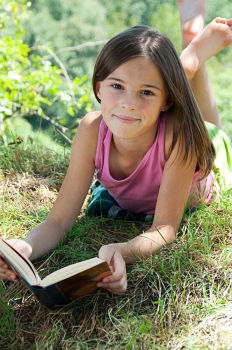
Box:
[112,148,197,263]
[98,136,197,293]
[0,112,101,280]
[26,112,101,260]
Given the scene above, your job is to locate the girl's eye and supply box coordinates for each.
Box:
[112,83,122,89]
[141,90,154,96]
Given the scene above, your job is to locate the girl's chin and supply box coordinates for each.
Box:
[111,129,142,140]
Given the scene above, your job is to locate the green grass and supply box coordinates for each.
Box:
[0,135,232,350]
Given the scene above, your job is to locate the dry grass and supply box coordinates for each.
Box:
[171,303,232,349]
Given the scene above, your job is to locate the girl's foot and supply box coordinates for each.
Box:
[177,0,205,47]
[180,17,232,79]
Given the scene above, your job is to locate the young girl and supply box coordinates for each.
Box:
[1,18,232,295]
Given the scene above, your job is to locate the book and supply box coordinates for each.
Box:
[0,238,111,309]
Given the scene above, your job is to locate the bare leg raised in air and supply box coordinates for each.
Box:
[180,18,232,127]
[177,0,205,47]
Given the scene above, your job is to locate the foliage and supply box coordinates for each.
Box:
[0,0,28,37]
[24,0,108,77]
[0,0,92,143]
[0,36,60,122]
[150,2,181,53]
[208,51,232,139]
[206,0,232,22]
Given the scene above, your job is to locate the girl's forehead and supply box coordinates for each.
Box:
[108,56,165,84]
[113,56,156,70]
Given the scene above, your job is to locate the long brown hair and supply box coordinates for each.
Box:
[92,26,215,177]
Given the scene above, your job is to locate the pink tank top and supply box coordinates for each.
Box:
[95,116,216,214]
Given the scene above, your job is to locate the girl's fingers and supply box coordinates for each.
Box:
[0,266,18,280]
[98,245,127,294]
[102,272,123,283]
[0,272,14,280]
[103,253,126,283]
[0,273,17,280]
[98,275,127,294]
[0,259,8,269]
[6,272,18,280]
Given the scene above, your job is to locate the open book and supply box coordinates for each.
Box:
[0,239,111,308]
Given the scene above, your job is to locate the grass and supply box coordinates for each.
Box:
[0,137,232,350]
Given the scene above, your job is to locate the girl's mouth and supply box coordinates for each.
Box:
[114,114,140,123]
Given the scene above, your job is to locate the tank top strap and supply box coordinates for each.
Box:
[95,119,109,169]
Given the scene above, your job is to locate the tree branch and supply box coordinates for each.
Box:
[58,40,108,52]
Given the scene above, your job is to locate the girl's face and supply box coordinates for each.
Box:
[96,56,168,142]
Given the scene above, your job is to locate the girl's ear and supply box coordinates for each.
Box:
[162,98,173,111]
[161,104,171,112]
[95,81,101,100]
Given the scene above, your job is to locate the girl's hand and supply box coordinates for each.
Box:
[0,239,32,281]
[98,244,127,295]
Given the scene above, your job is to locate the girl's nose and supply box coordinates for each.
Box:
[121,93,137,110]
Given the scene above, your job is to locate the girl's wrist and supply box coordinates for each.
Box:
[107,242,137,264]
[105,242,126,258]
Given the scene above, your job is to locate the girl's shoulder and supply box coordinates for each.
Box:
[72,111,102,151]
[76,111,102,138]
[79,110,102,129]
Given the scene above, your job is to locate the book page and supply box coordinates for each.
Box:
[0,239,41,285]
[41,257,106,287]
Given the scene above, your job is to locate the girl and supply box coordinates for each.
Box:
[1,18,232,295]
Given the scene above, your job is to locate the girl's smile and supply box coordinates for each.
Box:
[113,114,140,123]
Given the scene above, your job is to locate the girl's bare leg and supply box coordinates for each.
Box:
[180,18,232,126]
[190,65,221,126]
[177,0,205,47]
